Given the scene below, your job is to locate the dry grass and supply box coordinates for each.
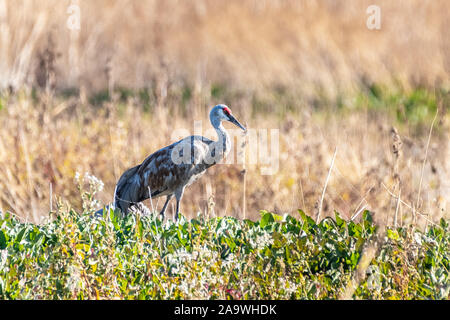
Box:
[0,0,449,225]
[1,0,449,96]
[0,89,448,226]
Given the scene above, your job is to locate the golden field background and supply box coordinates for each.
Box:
[0,0,449,225]
[1,0,450,95]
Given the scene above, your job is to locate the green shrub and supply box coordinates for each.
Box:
[0,205,448,300]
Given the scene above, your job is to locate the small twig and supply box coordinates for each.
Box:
[381,183,437,226]
[394,188,401,228]
[350,204,368,222]
[112,185,118,209]
[416,109,438,210]
[242,149,247,220]
[147,186,155,213]
[49,182,53,212]
[299,178,306,210]
[351,185,374,219]
[317,147,337,223]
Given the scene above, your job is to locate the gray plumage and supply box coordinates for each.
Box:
[113,104,246,221]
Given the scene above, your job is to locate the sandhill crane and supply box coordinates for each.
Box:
[113,104,246,221]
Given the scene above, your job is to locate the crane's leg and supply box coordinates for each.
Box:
[174,187,185,222]
[159,194,172,220]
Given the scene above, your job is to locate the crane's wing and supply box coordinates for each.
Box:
[138,136,215,191]
[114,136,214,214]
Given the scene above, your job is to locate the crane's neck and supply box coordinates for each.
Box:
[216,123,230,151]
[211,118,231,160]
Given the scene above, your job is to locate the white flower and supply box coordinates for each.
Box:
[423,235,437,245]
[248,231,274,251]
[278,277,298,295]
[222,253,239,269]
[414,232,422,246]
[85,172,104,192]
[0,250,7,268]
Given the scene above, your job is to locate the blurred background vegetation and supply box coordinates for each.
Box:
[0,0,448,225]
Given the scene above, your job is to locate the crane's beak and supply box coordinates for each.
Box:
[228,114,247,132]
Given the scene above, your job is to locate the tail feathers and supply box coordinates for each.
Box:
[94,201,151,218]
[114,165,143,214]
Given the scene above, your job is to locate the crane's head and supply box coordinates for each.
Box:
[211,104,246,132]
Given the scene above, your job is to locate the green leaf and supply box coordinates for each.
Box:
[225,237,236,251]
[439,218,448,229]
[244,219,256,227]
[15,227,27,243]
[334,211,346,230]
[260,212,275,228]
[285,246,292,264]
[0,230,7,249]
[350,252,359,267]
[362,210,373,224]
[272,213,283,222]
[272,232,285,248]
[298,210,315,227]
[137,219,143,239]
[387,229,400,241]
